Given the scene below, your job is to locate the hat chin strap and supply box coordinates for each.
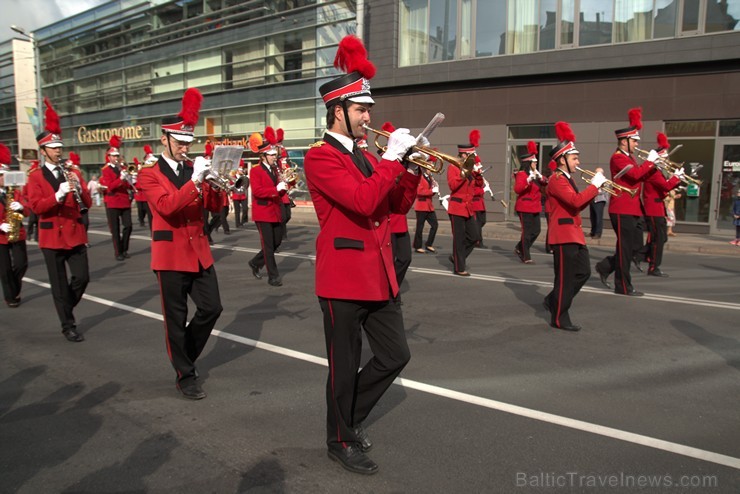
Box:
[340,100,355,140]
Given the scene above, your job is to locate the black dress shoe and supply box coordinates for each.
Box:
[122,252,131,259]
[267,277,283,287]
[648,269,669,277]
[353,423,373,452]
[62,328,85,342]
[542,298,551,313]
[6,297,20,308]
[177,381,206,400]
[550,323,581,332]
[595,265,611,289]
[248,261,263,280]
[453,271,470,277]
[626,289,644,296]
[115,254,125,261]
[632,257,643,273]
[327,445,378,475]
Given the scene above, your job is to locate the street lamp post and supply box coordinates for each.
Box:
[10,25,43,135]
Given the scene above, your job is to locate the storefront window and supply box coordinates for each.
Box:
[670,138,713,223]
[719,120,740,136]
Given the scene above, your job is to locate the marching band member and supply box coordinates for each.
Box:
[0,144,28,308]
[100,135,134,260]
[636,132,682,277]
[413,162,439,254]
[304,35,419,475]
[514,141,547,263]
[137,88,225,400]
[595,108,658,296]
[133,155,149,228]
[203,142,231,238]
[471,156,487,248]
[247,127,286,287]
[447,130,484,276]
[231,162,248,227]
[544,122,606,331]
[66,152,89,232]
[276,129,293,241]
[26,98,92,342]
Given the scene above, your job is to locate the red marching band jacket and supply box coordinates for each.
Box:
[608,150,656,216]
[100,164,133,209]
[26,165,92,249]
[514,171,546,213]
[250,163,286,223]
[642,171,680,217]
[414,174,436,212]
[304,139,420,301]
[446,166,482,218]
[137,158,224,272]
[545,171,598,245]
[0,188,29,244]
[471,183,486,213]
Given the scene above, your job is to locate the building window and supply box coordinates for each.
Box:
[400,0,429,64]
[579,0,614,46]
[430,0,458,61]
[508,0,540,54]
[475,0,506,56]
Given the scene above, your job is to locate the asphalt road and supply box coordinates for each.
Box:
[1,211,739,493]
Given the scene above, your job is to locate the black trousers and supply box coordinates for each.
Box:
[545,243,591,328]
[27,212,39,241]
[41,245,89,332]
[233,199,247,226]
[516,212,541,261]
[475,210,487,245]
[318,297,410,449]
[207,206,230,234]
[391,231,412,287]
[544,212,551,253]
[156,265,223,385]
[106,207,132,256]
[136,201,152,227]
[639,215,668,272]
[251,221,282,281]
[81,210,89,232]
[413,211,438,249]
[0,241,28,303]
[281,203,292,240]
[595,214,639,294]
[589,201,606,236]
[449,213,480,272]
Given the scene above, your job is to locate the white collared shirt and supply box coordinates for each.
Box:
[325,130,354,153]
[161,153,181,175]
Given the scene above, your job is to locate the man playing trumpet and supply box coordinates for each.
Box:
[100,135,134,261]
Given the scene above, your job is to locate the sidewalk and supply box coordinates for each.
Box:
[287,206,739,256]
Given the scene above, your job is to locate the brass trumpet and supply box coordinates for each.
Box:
[576,167,638,198]
[362,124,458,174]
[634,147,702,186]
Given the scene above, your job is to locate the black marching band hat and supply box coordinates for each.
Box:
[656,132,670,158]
[458,129,480,155]
[161,88,203,143]
[319,35,376,108]
[519,141,538,163]
[107,135,122,157]
[549,122,579,165]
[36,98,64,148]
[249,126,279,155]
[615,107,642,140]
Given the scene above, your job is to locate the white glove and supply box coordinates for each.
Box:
[10,201,23,212]
[441,196,449,211]
[527,171,535,183]
[483,184,493,195]
[432,186,439,194]
[408,151,430,162]
[56,181,71,202]
[473,163,483,173]
[646,149,660,163]
[0,223,10,233]
[276,181,288,192]
[415,134,430,147]
[191,156,210,184]
[673,168,685,179]
[382,128,416,162]
[590,171,607,189]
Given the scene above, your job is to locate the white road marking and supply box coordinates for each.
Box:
[21,276,740,470]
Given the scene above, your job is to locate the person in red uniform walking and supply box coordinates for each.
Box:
[26,98,92,342]
[544,122,607,331]
[137,88,225,400]
[248,127,286,286]
[413,164,439,254]
[447,130,483,276]
[100,135,134,260]
[635,132,684,277]
[304,35,419,475]
[595,108,659,296]
[0,144,29,308]
[514,141,548,263]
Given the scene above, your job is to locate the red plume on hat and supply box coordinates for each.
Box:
[44,98,61,134]
[248,132,263,153]
[334,35,376,80]
[381,122,396,133]
[0,143,11,165]
[548,160,557,171]
[178,88,203,127]
[204,141,213,157]
[276,128,284,144]
[469,129,480,148]
[133,157,140,165]
[144,145,153,155]
[527,141,538,156]
[555,121,576,143]
[109,135,122,149]
[264,126,278,145]
[656,132,669,150]
[69,152,80,165]
[628,107,643,130]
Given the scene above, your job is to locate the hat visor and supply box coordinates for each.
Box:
[264,149,278,155]
[44,142,64,148]
[108,151,120,156]
[348,95,375,105]
[168,133,195,143]
[629,135,641,141]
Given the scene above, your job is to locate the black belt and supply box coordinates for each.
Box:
[450,197,462,203]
